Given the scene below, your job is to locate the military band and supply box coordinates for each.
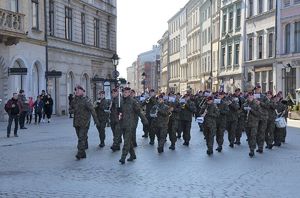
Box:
[71,84,291,163]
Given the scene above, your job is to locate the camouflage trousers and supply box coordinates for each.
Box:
[227,120,237,144]
[143,116,153,136]
[75,127,88,155]
[245,126,257,151]
[120,127,135,160]
[153,126,168,149]
[131,118,139,146]
[96,121,106,143]
[111,121,121,147]
[168,119,178,145]
[265,119,275,147]
[235,116,245,143]
[216,121,226,147]
[256,119,268,150]
[274,127,285,145]
[204,124,216,151]
[181,120,192,143]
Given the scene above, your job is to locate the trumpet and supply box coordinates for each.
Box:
[198,97,206,108]
[150,105,159,118]
[168,106,174,117]
[145,97,151,104]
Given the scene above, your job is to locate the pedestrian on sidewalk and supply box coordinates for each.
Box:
[18,90,29,129]
[44,94,53,123]
[5,93,21,138]
[68,94,74,118]
[26,97,34,124]
[40,90,47,122]
[34,96,44,124]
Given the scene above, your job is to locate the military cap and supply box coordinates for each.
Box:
[99,91,105,94]
[149,89,155,92]
[206,96,213,101]
[235,88,241,92]
[131,89,136,93]
[75,85,85,92]
[124,87,131,91]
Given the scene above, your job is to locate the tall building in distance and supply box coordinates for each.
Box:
[158,31,169,93]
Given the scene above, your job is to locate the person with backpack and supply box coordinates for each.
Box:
[5,93,22,138]
[44,94,54,123]
[34,96,44,124]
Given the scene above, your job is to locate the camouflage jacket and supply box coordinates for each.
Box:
[243,100,260,128]
[200,103,220,128]
[217,98,229,123]
[110,96,121,124]
[180,100,196,122]
[166,99,181,121]
[227,97,240,122]
[94,98,109,122]
[151,103,170,128]
[256,94,269,120]
[71,96,99,128]
[142,96,157,117]
[267,98,277,121]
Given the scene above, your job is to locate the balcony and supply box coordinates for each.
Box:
[0,8,26,46]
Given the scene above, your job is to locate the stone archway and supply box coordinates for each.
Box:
[32,61,43,98]
[81,73,90,97]
[67,71,74,95]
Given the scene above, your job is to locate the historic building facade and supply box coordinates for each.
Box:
[158,31,169,93]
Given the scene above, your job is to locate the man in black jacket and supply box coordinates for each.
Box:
[5,93,21,137]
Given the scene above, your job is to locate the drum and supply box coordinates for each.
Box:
[275,117,287,128]
[196,117,204,124]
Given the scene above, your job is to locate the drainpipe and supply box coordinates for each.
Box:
[274,0,278,93]
[44,0,49,93]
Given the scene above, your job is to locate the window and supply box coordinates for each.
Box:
[11,0,19,12]
[249,0,253,17]
[234,43,240,65]
[262,71,267,92]
[258,0,263,14]
[65,7,72,40]
[106,21,111,49]
[229,11,233,32]
[94,18,100,47]
[236,7,241,29]
[32,0,39,29]
[221,47,225,67]
[269,0,274,10]
[258,36,263,59]
[249,38,253,60]
[269,33,273,57]
[228,45,232,66]
[295,0,300,4]
[295,22,300,52]
[269,70,273,91]
[81,13,85,44]
[283,0,290,7]
[285,24,290,53]
[222,13,227,33]
[49,0,54,36]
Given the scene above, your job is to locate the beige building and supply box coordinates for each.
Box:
[158,31,169,93]
[179,6,188,94]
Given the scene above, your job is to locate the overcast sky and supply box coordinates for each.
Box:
[117,0,189,78]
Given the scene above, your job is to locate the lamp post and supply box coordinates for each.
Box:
[141,72,146,93]
[284,63,292,97]
[174,84,177,93]
[207,76,212,91]
[111,53,120,87]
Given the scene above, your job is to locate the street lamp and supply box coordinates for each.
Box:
[111,53,120,87]
[141,72,146,93]
[174,84,177,93]
[207,76,212,90]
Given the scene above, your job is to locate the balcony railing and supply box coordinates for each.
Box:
[0,8,25,34]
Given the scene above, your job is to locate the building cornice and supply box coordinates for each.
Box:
[245,9,275,22]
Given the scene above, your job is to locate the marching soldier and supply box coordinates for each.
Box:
[94,91,109,148]
[119,87,148,164]
[131,89,139,147]
[234,88,246,145]
[71,85,100,160]
[150,95,171,153]
[167,92,181,150]
[273,96,288,147]
[110,88,122,151]
[265,91,276,149]
[243,92,260,158]
[142,89,157,139]
[180,94,196,146]
[226,94,240,148]
[215,92,229,152]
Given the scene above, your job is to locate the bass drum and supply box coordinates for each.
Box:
[196,117,204,124]
[275,117,287,128]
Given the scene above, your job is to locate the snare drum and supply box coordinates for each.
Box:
[196,117,204,124]
[275,117,287,128]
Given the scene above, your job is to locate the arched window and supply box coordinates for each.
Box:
[67,72,74,95]
[32,62,40,97]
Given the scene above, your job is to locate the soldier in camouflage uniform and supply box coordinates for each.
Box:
[71,85,100,160]
[199,96,220,155]
[215,92,229,152]
[167,92,181,150]
[131,89,139,147]
[194,91,206,132]
[265,91,276,149]
[243,92,260,158]
[142,89,157,139]
[273,96,288,147]
[226,94,240,148]
[110,88,122,151]
[179,94,196,146]
[234,88,246,145]
[119,87,149,164]
[94,91,109,148]
[150,95,171,153]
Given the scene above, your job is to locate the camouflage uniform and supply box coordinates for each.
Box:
[235,95,246,144]
[94,98,109,146]
[180,100,196,145]
[243,100,260,156]
[265,98,276,148]
[200,103,220,154]
[256,94,269,152]
[119,97,148,163]
[167,99,181,149]
[216,98,229,150]
[226,97,239,147]
[131,97,140,147]
[142,96,157,138]
[110,96,122,150]
[151,103,170,153]
[195,95,206,132]
[71,96,99,158]
[274,101,288,146]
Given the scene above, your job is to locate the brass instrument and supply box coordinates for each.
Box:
[198,97,206,108]
[150,105,159,118]
[145,97,151,104]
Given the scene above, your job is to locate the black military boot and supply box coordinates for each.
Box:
[99,142,105,148]
[127,155,136,162]
[177,135,181,139]
[142,134,148,138]
[265,144,273,150]
[169,144,175,150]
[149,140,154,145]
[157,147,164,153]
[76,152,86,160]
[119,158,125,165]
[14,134,18,137]
[229,143,234,148]
[216,146,222,152]
[256,148,263,154]
[85,142,89,150]
[249,150,255,158]
[183,141,189,146]
[133,142,138,148]
[7,133,10,138]
[206,149,213,156]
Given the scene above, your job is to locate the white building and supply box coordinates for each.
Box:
[158,31,169,93]
[219,0,245,93]
[45,0,117,115]
[276,0,300,100]
[179,7,188,94]
[0,0,47,120]
[126,65,135,89]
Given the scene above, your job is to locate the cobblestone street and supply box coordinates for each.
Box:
[0,117,300,198]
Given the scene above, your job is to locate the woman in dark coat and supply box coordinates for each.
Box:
[44,94,54,123]
[34,96,44,124]
[68,94,74,118]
